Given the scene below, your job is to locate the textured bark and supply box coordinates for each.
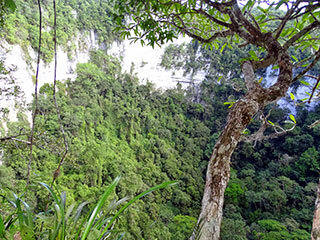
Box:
[312,179,320,240]
[196,96,259,240]
[192,49,292,240]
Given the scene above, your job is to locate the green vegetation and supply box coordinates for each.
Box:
[1,50,210,239]
[0,177,176,239]
[0,0,16,28]
[1,46,319,238]
[0,0,320,239]
[0,0,118,63]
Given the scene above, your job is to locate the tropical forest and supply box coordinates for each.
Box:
[0,0,320,240]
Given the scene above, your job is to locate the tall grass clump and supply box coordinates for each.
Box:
[0,177,177,239]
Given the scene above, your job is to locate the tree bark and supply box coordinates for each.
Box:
[312,178,320,240]
[196,96,259,240]
[192,49,292,240]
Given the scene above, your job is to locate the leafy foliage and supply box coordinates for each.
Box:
[0,0,118,63]
[1,45,319,238]
[1,1,320,239]
[0,178,176,239]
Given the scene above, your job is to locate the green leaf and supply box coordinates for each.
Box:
[220,43,227,53]
[290,93,295,101]
[292,56,298,62]
[257,6,266,13]
[242,0,254,13]
[116,233,126,240]
[39,182,65,240]
[268,120,275,126]
[301,80,310,86]
[242,129,250,134]
[239,57,249,63]
[81,176,121,240]
[21,200,33,230]
[213,42,219,50]
[248,50,259,61]
[39,182,60,204]
[217,76,222,83]
[258,77,263,84]
[99,180,177,239]
[223,101,235,108]
[289,114,296,124]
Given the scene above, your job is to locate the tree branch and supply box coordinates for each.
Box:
[290,2,320,20]
[243,107,295,147]
[252,55,276,70]
[274,0,301,39]
[283,20,320,50]
[200,0,235,13]
[308,75,320,103]
[193,8,232,28]
[242,61,258,91]
[232,2,262,39]
[169,17,233,43]
[0,128,26,142]
[309,120,320,128]
[292,48,320,82]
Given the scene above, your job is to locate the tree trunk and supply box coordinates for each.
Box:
[192,50,292,240]
[195,91,260,240]
[312,178,320,240]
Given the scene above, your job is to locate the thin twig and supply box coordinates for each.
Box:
[0,128,26,141]
[10,139,27,164]
[26,0,42,185]
[309,120,320,128]
[11,138,31,145]
[242,105,295,146]
[51,0,69,187]
[308,75,320,103]
[293,48,320,83]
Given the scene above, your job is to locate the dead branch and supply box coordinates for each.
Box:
[309,120,320,128]
[308,75,320,103]
[243,107,296,147]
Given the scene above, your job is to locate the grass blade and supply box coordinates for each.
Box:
[21,200,34,230]
[70,201,90,237]
[99,180,177,238]
[116,232,125,240]
[0,216,5,238]
[39,182,60,204]
[93,197,129,230]
[73,201,90,224]
[65,203,75,224]
[81,176,121,240]
[39,182,65,240]
[191,217,205,240]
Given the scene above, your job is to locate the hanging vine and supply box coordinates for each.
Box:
[26,0,42,185]
[51,0,69,187]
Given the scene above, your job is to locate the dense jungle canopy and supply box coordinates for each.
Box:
[0,0,320,240]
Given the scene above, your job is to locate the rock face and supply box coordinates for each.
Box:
[0,33,196,125]
[109,38,193,90]
[0,31,98,123]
